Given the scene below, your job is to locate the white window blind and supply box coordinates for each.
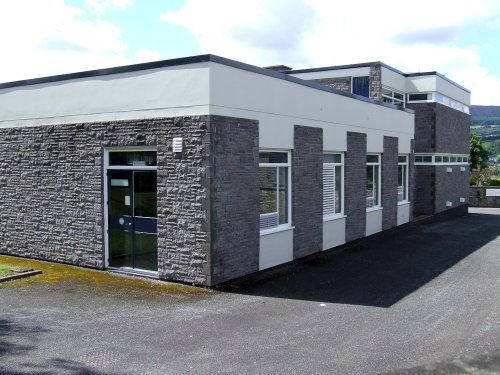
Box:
[323,164,336,216]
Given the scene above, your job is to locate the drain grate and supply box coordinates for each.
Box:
[74,349,125,368]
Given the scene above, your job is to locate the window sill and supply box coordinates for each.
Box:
[260,225,294,236]
[366,206,383,213]
[323,214,346,223]
[397,201,411,206]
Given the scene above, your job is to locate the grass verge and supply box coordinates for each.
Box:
[0,254,213,298]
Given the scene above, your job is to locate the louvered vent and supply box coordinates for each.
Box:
[260,212,279,230]
[323,164,336,215]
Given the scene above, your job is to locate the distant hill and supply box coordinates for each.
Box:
[470,105,500,125]
[470,105,500,117]
[470,106,500,156]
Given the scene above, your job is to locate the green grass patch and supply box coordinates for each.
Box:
[0,263,15,277]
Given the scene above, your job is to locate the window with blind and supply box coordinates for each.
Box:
[323,153,343,217]
[366,154,381,209]
[352,76,370,98]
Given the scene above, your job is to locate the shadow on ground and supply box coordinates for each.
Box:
[0,319,116,375]
[223,212,500,308]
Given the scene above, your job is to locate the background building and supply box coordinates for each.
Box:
[286,62,471,215]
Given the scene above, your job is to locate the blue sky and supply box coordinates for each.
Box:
[1,0,500,105]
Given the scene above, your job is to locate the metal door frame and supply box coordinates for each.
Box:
[103,147,157,273]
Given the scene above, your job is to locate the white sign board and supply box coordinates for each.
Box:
[486,189,500,197]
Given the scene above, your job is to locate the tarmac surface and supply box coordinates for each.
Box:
[1,207,500,374]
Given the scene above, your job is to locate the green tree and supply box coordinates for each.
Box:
[470,133,489,170]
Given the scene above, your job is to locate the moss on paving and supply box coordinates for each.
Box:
[0,263,15,277]
[0,254,212,298]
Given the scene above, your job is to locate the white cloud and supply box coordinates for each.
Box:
[0,0,131,82]
[134,49,163,63]
[162,0,500,104]
[85,0,133,14]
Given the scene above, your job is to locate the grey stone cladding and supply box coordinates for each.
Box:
[414,165,469,214]
[414,166,434,214]
[434,165,469,213]
[408,102,470,215]
[345,132,367,241]
[407,102,470,154]
[369,64,382,102]
[382,136,398,230]
[407,102,436,153]
[292,125,323,259]
[0,116,212,285]
[208,116,259,285]
[312,77,351,93]
[434,104,470,154]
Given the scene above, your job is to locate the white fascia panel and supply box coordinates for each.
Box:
[0,62,211,128]
[435,76,470,105]
[289,67,370,81]
[381,67,406,93]
[406,75,437,93]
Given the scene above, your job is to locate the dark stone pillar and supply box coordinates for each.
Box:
[382,136,398,230]
[345,132,367,241]
[292,125,323,259]
[208,116,260,285]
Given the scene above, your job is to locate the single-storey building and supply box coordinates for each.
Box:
[0,54,465,286]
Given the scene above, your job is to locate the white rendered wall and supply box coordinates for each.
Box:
[406,75,470,105]
[259,229,294,270]
[381,67,407,92]
[366,209,383,236]
[397,203,411,226]
[290,67,370,81]
[323,217,346,250]
[209,63,414,152]
[0,63,211,128]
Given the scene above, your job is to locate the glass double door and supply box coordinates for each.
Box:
[108,170,157,271]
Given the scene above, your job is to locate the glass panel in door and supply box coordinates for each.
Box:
[107,170,158,271]
[132,171,157,271]
[108,170,133,268]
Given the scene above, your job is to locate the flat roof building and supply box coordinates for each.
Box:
[0,55,467,285]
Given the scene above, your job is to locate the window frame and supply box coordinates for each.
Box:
[414,153,469,165]
[381,85,406,108]
[366,154,381,210]
[351,75,370,98]
[323,152,344,220]
[398,155,409,204]
[259,150,292,233]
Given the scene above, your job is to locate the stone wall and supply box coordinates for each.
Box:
[208,116,260,285]
[312,77,351,93]
[470,187,500,208]
[292,125,323,259]
[382,136,398,230]
[345,132,367,241]
[434,165,469,213]
[413,166,435,214]
[435,104,470,154]
[407,102,436,153]
[407,102,470,154]
[0,116,211,285]
[369,64,382,102]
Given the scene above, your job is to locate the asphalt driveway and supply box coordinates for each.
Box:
[1,208,500,375]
